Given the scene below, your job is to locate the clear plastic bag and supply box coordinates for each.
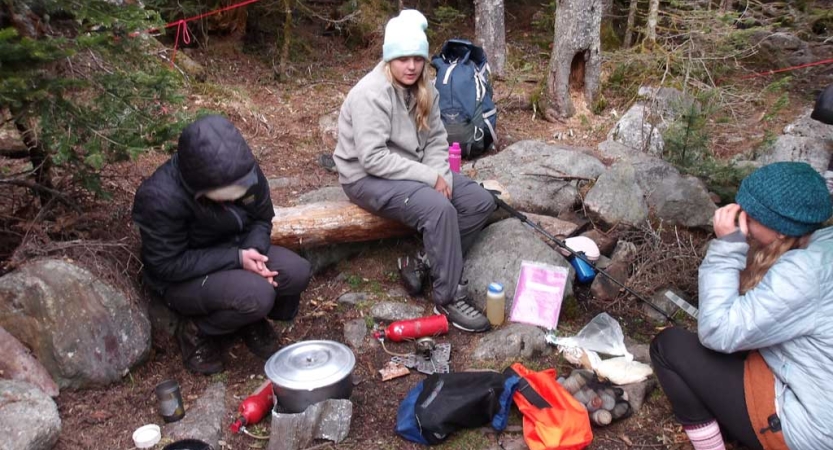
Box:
[553,312,631,358]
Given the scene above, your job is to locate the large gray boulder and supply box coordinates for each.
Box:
[758,110,833,174]
[0,259,151,390]
[463,218,573,314]
[0,380,61,450]
[295,186,347,205]
[0,327,59,397]
[607,86,694,156]
[473,141,606,215]
[648,175,716,228]
[584,162,649,226]
[751,31,816,68]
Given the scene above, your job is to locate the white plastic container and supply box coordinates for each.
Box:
[485,282,505,327]
[132,424,161,449]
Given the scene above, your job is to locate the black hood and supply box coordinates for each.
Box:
[177,115,256,193]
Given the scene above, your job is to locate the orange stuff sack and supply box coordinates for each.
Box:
[505,363,593,450]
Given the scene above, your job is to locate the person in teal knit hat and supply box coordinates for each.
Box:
[651,161,833,450]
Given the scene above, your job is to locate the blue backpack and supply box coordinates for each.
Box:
[432,39,498,158]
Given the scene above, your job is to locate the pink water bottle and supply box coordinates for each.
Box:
[448,142,461,173]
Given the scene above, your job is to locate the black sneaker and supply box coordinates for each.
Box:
[398,251,430,296]
[240,319,281,360]
[317,153,337,173]
[176,319,224,375]
[433,282,490,332]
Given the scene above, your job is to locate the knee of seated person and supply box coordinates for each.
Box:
[233,281,276,317]
[650,327,688,362]
[280,258,312,293]
[476,189,496,213]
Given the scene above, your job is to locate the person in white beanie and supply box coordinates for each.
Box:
[331,10,494,332]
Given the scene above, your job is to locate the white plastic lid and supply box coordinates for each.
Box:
[558,236,601,261]
[132,424,161,449]
[488,282,504,293]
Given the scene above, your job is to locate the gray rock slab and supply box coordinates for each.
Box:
[584,162,649,227]
[623,336,651,364]
[386,286,408,299]
[295,186,348,205]
[473,323,551,361]
[751,31,816,67]
[0,259,151,390]
[0,327,59,398]
[163,382,226,450]
[370,302,427,322]
[343,319,368,352]
[473,140,606,215]
[629,155,681,197]
[618,378,657,413]
[337,292,368,305]
[268,177,300,189]
[0,380,61,450]
[463,218,573,313]
[589,260,629,301]
[522,213,581,240]
[269,399,353,450]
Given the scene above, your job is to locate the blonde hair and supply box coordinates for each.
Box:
[384,61,433,131]
[739,234,812,294]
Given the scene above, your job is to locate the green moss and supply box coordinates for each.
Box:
[600,21,622,52]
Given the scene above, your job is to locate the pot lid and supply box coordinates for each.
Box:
[265,340,355,390]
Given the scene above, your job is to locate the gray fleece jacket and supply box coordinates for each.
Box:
[333,61,452,189]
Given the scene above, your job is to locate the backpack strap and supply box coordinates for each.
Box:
[483,108,498,150]
[503,366,551,408]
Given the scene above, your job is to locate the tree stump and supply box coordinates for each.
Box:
[542,0,603,121]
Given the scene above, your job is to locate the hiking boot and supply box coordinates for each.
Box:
[176,319,224,375]
[317,153,338,173]
[240,319,281,360]
[434,282,491,332]
[398,251,430,296]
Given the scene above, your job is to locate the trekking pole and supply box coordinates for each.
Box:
[485,189,677,324]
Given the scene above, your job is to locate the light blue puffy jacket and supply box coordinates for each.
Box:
[698,226,833,450]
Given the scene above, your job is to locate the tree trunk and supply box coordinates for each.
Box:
[474,0,505,79]
[542,0,603,121]
[271,180,510,249]
[623,0,638,48]
[719,0,733,13]
[645,0,659,45]
[277,0,293,81]
[11,113,53,206]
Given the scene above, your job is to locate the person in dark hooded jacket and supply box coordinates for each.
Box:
[132,115,311,374]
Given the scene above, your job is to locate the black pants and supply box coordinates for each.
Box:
[164,246,312,335]
[650,327,762,450]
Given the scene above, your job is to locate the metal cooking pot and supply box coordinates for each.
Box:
[264,340,355,413]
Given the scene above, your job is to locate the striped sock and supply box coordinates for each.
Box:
[684,420,726,450]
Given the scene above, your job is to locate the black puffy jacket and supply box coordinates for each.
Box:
[132,116,275,293]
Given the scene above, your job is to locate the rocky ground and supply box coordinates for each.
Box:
[1,4,831,450]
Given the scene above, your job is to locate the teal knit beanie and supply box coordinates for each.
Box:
[736,162,832,236]
[383,10,429,62]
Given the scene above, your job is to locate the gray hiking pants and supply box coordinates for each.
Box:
[342,172,495,305]
[164,246,312,336]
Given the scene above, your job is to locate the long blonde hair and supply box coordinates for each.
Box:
[384,61,433,131]
[739,234,812,294]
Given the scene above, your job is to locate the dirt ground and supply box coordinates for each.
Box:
[3,4,831,450]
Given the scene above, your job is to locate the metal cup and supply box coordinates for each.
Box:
[155,379,185,423]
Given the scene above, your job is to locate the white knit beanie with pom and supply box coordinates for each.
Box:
[382,10,429,62]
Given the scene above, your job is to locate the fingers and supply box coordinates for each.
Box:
[738,211,749,236]
[713,203,742,238]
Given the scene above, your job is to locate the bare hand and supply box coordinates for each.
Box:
[434,175,451,199]
[713,204,748,238]
[241,248,279,286]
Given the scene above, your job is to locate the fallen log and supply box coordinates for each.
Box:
[271,180,509,250]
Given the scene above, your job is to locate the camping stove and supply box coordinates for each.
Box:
[390,337,451,375]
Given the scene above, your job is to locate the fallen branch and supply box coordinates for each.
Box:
[0,179,81,212]
[0,148,29,159]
